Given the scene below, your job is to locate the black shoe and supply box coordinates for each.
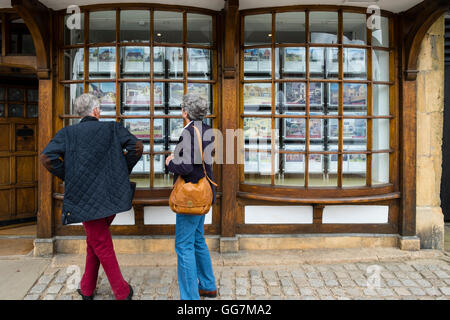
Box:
[126,284,134,300]
[77,289,94,300]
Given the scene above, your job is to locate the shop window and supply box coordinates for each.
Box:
[242,11,393,189]
[61,9,216,190]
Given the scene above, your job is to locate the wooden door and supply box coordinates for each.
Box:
[0,85,38,224]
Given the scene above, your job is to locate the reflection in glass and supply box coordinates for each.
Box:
[153,119,165,141]
[373,119,390,151]
[276,151,305,186]
[243,83,272,114]
[343,119,367,151]
[343,154,366,187]
[276,12,306,44]
[64,49,84,80]
[309,48,338,79]
[169,118,185,141]
[276,82,306,114]
[343,13,367,45]
[27,105,38,118]
[372,153,389,185]
[124,119,150,140]
[169,83,184,107]
[244,118,272,140]
[187,83,211,107]
[89,47,116,79]
[89,11,116,43]
[27,89,38,102]
[120,10,150,42]
[309,12,338,44]
[245,149,274,184]
[276,47,305,79]
[64,13,84,45]
[310,83,328,114]
[154,82,164,114]
[244,14,272,46]
[8,88,24,102]
[154,11,183,43]
[153,47,183,79]
[373,50,390,82]
[244,48,272,80]
[372,16,389,48]
[187,13,213,45]
[89,82,116,115]
[344,48,367,79]
[121,47,150,78]
[308,154,337,187]
[64,83,84,115]
[131,143,150,188]
[373,85,390,116]
[8,104,24,117]
[121,83,150,115]
[188,48,211,80]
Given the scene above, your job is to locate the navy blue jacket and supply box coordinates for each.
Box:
[168,121,216,204]
[40,116,143,225]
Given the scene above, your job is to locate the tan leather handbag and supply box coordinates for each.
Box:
[169,125,218,215]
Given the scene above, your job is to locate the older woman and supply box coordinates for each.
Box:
[166,93,217,300]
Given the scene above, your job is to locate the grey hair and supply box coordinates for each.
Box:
[181,93,208,121]
[74,93,100,117]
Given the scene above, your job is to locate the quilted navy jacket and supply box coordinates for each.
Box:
[40,116,143,225]
[167,121,216,204]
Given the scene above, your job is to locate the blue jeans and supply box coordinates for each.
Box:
[175,214,216,300]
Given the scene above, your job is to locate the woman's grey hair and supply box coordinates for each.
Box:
[74,93,100,117]
[181,93,208,121]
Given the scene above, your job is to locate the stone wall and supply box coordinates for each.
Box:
[416,14,446,250]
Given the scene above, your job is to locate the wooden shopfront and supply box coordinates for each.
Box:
[2,0,449,253]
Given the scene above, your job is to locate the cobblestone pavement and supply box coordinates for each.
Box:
[24,257,450,300]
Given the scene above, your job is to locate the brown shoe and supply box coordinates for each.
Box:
[199,289,217,298]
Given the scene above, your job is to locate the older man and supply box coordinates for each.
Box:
[40,93,143,300]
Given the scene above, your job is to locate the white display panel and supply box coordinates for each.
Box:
[144,206,212,225]
[322,205,389,224]
[245,206,313,224]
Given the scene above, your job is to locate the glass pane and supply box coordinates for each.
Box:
[121,83,150,115]
[308,154,337,187]
[276,151,305,186]
[373,85,390,116]
[27,89,38,102]
[153,119,165,142]
[120,10,150,43]
[311,83,334,115]
[154,82,165,114]
[27,104,38,118]
[168,83,184,109]
[372,16,389,48]
[309,47,338,79]
[373,50,390,82]
[154,155,173,188]
[64,83,84,115]
[243,83,272,114]
[343,13,367,45]
[8,104,24,117]
[8,88,24,102]
[343,154,367,187]
[344,48,367,80]
[89,11,116,43]
[276,12,306,44]
[187,13,212,45]
[131,143,150,188]
[283,118,306,148]
[309,118,323,141]
[124,119,150,141]
[343,119,367,151]
[187,83,211,111]
[0,88,4,100]
[64,13,84,45]
[244,117,272,141]
[121,47,150,78]
[372,153,389,185]
[89,47,116,79]
[64,48,84,81]
[244,14,272,46]
[309,12,338,44]
[343,83,367,112]
[169,118,185,141]
[154,11,183,43]
[244,48,272,80]
[0,104,4,117]
[275,47,306,79]
[153,47,183,79]
[245,149,273,184]
[89,82,116,116]
[276,82,306,115]
[187,48,211,80]
[373,119,390,151]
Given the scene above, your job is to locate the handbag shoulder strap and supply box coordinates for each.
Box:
[192,124,218,187]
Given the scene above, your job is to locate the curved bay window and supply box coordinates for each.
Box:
[240,9,396,198]
[59,7,217,193]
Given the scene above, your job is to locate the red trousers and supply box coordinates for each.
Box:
[80,215,130,300]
